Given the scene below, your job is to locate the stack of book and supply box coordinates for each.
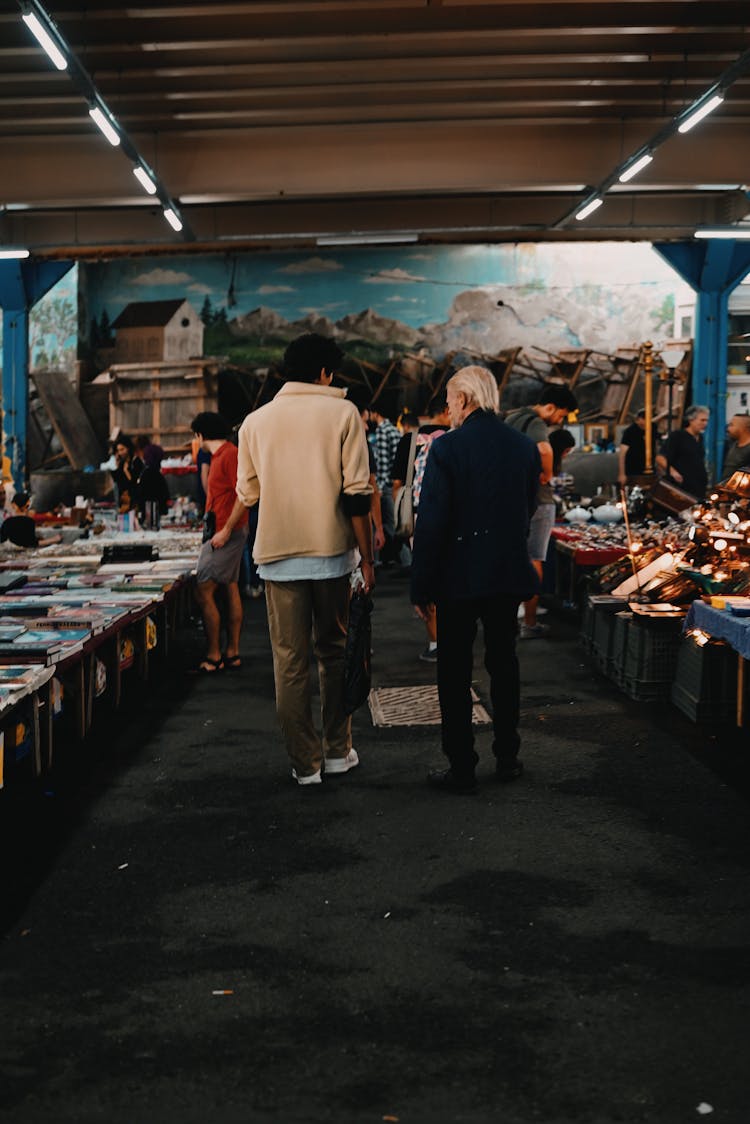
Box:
[0,663,55,708]
[0,627,89,666]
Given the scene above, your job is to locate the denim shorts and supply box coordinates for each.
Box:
[527,502,556,562]
[195,526,248,584]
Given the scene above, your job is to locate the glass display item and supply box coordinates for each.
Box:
[592,502,623,524]
[637,571,701,604]
[721,471,750,498]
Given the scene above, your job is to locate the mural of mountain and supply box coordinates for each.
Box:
[334,308,421,347]
[229,305,423,348]
[84,244,688,377]
[228,306,295,338]
[227,290,674,361]
[291,312,339,337]
[420,284,676,357]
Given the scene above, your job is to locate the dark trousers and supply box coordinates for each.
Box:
[436,594,521,780]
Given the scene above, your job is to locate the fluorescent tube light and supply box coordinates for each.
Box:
[317,233,419,246]
[163,208,183,232]
[678,93,724,134]
[618,152,653,183]
[0,249,30,260]
[21,11,67,71]
[694,227,750,240]
[133,165,158,195]
[575,197,603,222]
[89,105,120,146]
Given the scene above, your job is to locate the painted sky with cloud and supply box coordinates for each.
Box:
[84,243,685,335]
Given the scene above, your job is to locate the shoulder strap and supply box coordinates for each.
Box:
[518,411,536,434]
[405,430,418,486]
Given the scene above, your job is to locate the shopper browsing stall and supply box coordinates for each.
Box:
[505,385,578,639]
[656,405,710,500]
[617,408,658,485]
[411,366,540,794]
[721,413,750,479]
[190,412,249,674]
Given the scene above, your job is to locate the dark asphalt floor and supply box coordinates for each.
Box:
[1,568,749,1124]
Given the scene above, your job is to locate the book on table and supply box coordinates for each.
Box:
[0,665,47,684]
[0,629,88,665]
[0,624,30,641]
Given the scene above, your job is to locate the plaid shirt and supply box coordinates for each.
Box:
[371,419,402,491]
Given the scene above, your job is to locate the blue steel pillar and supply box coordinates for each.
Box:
[653,240,750,482]
[0,260,73,490]
[2,305,30,493]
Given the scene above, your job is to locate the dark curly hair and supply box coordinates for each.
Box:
[282,333,344,383]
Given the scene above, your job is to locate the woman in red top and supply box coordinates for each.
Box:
[190,412,249,673]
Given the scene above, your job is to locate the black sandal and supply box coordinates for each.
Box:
[223,654,242,670]
[191,656,224,674]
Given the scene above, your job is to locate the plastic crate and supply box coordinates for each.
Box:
[592,607,629,676]
[580,598,595,653]
[671,636,738,723]
[609,611,633,685]
[619,615,683,701]
[622,674,671,702]
[581,595,625,654]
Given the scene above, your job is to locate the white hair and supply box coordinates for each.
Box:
[448,365,499,413]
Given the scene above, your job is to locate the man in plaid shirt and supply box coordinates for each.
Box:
[369,404,402,560]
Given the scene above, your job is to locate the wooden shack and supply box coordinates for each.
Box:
[111,299,203,364]
[93,359,220,454]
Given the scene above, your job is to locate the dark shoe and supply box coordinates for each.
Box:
[427,768,477,794]
[190,655,224,674]
[419,645,438,663]
[495,761,524,783]
[223,654,242,671]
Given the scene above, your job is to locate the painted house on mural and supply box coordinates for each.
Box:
[112,299,203,363]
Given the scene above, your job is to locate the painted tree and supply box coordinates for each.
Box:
[30,295,76,373]
[201,296,215,325]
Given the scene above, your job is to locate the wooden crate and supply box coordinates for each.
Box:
[96,359,219,454]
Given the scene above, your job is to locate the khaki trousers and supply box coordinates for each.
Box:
[265,575,351,777]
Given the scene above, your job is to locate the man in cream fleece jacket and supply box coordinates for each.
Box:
[235,333,374,786]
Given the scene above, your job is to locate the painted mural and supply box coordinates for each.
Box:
[0,263,78,377]
[0,243,686,422]
[81,243,682,375]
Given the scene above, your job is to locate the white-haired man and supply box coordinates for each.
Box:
[656,405,710,500]
[411,366,541,794]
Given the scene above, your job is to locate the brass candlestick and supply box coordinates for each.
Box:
[643,340,654,474]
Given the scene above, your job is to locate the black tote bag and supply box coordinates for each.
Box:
[343,589,373,715]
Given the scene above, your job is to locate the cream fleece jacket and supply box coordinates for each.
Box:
[236,382,373,564]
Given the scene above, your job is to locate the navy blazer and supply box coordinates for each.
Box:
[411,409,541,603]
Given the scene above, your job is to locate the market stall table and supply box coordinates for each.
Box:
[684,601,750,726]
[0,532,200,782]
[551,526,629,606]
[0,665,56,785]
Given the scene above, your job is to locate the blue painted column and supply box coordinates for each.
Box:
[693,287,729,449]
[0,260,73,490]
[653,240,750,481]
[1,306,30,491]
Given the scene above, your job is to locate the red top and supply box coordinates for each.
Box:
[205,442,248,532]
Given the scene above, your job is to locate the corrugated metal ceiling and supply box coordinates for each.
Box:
[1,0,749,256]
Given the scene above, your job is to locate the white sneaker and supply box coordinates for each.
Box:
[292,768,322,785]
[517,604,548,618]
[519,622,550,640]
[325,748,359,775]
